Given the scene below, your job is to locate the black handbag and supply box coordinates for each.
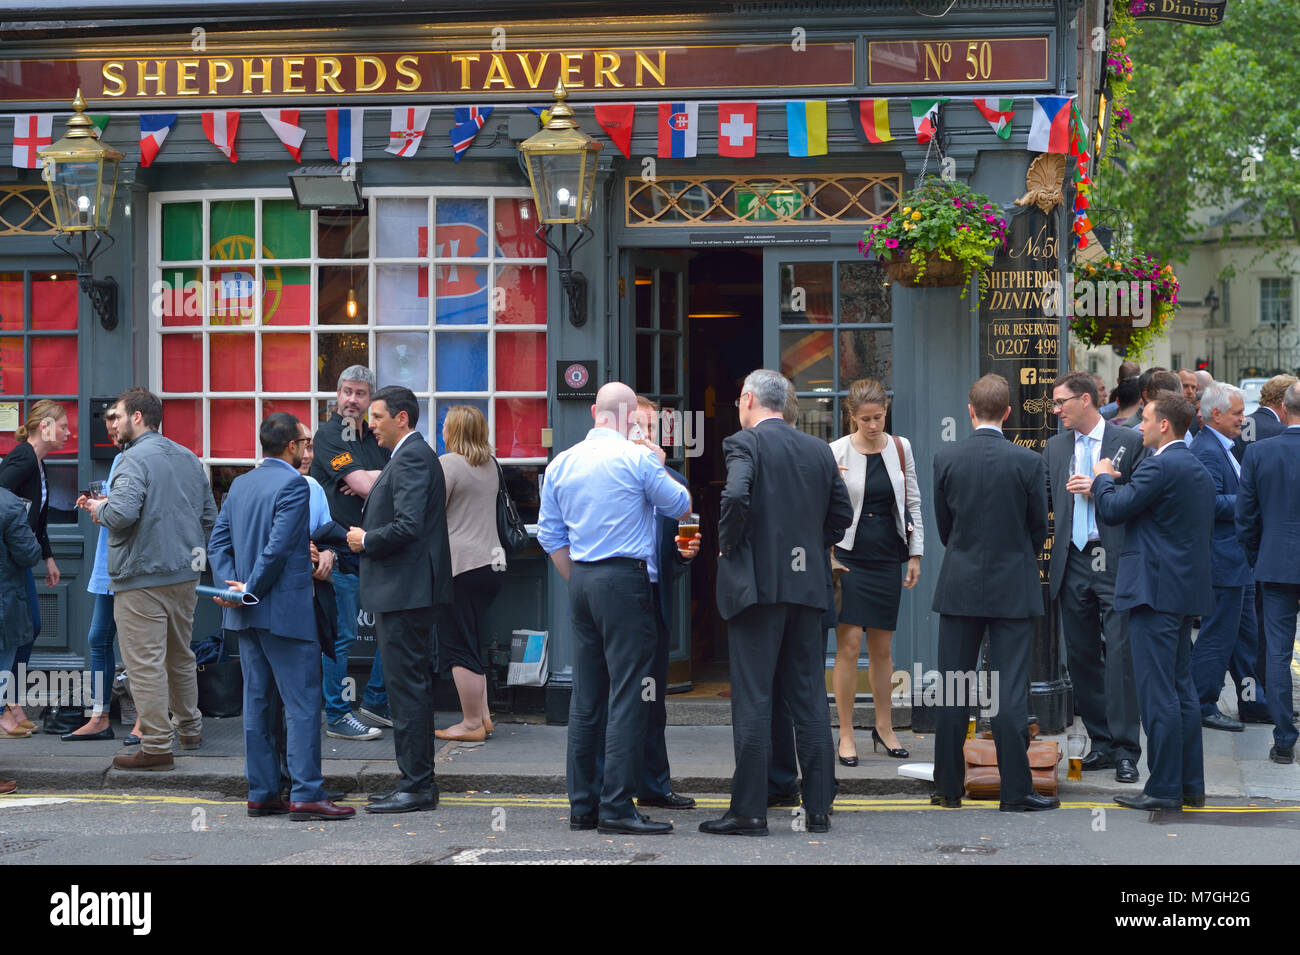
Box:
[493,458,529,556]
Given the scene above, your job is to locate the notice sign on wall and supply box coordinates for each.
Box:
[0,402,17,432]
[557,360,598,400]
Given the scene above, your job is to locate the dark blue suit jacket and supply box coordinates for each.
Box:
[653,466,690,631]
[1236,426,1300,586]
[208,459,315,642]
[1092,441,1216,616]
[1188,427,1250,587]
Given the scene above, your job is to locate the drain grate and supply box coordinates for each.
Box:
[935,844,997,855]
[0,837,50,855]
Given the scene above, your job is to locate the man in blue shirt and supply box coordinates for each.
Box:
[538,382,692,836]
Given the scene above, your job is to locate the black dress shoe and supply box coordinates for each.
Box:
[767,789,801,808]
[1269,744,1295,764]
[1183,792,1206,808]
[1000,792,1060,812]
[699,812,768,836]
[60,727,115,742]
[1115,793,1181,811]
[806,813,830,833]
[368,790,395,802]
[1080,751,1114,771]
[364,791,438,813]
[637,791,696,810]
[1115,757,1140,783]
[930,793,962,808]
[596,815,672,835]
[570,813,597,831]
[1202,711,1244,732]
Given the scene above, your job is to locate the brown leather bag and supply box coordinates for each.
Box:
[830,549,849,614]
[962,737,1061,800]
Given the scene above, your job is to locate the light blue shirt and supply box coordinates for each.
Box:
[86,453,121,596]
[1207,425,1241,478]
[1074,417,1105,542]
[537,428,691,566]
[304,474,331,534]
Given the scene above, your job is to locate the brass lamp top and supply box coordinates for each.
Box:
[40,89,125,164]
[518,82,602,156]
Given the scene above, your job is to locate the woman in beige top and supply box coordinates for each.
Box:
[435,406,505,743]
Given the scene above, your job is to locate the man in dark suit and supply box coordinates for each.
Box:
[1236,382,1300,763]
[1179,370,1201,438]
[931,374,1054,812]
[346,386,453,813]
[208,413,354,822]
[1189,382,1268,732]
[701,369,852,837]
[1094,391,1216,811]
[1232,374,1294,462]
[1045,371,1145,783]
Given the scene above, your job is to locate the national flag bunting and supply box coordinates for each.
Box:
[911,98,947,144]
[527,105,552,127]
[260,109,305,162]
[449,106,493,161]
[11,114,52,169]
[201,110,240,163]
[852,99,894,145]
[139,114,178,168]
[1028,96,1073,153]
[593,104,635,158]
[786,101,827,157]
[326,108,364,163]
[657,102,699,158]
[717,103,757,158]
[387,107,431,157]
[88,115,110,139]
[973,97,1015,140]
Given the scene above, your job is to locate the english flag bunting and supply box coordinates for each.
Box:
[139,114,178,168]
[1028,96,1073,153]
[852,99,894,145]
[911,98,947,144]
[260,109,305,162]
[657,102,699,158]
[11,114,52,169]
[593,104,635,158]
[387,107,431,157]
[449,106,493,161]
[201,110,240,163]
[326,108,364,163]
[973,97,1015,140]
[717,103,757,158]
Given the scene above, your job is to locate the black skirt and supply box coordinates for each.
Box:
[436,565,504,675]
[835,453,903,631]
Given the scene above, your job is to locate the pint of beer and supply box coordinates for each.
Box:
[677,512,700,554]
[1066,729,1086,781]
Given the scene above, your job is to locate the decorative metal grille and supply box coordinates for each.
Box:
[625,173,901,228]
[0,186,57,235]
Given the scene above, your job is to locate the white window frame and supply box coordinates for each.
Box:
[1258,276,1292,328]
[149,186,549,469]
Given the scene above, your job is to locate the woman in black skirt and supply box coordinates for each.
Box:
[435,405,505,743]
[828,379,924,765]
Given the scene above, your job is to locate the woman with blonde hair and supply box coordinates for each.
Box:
[435,405,505,742]
[0,400,70,736]
[828,379,923,764]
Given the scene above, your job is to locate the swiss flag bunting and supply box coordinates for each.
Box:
[717,103,757,158]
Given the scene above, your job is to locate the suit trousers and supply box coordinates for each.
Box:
[375,605,438,794]
[1129,607,1204,800]
[638,582,672,800]
[567,560,657,820]
[235,628,325,804]
[114,581,203,755]
[1059,545,1141,761]
[1260,584,1300,751]
[934,615,1034,802]
[727,602,834,819]
[1191,582,1266,719]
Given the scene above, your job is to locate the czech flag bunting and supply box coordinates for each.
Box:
[260,109,305,162]
[593,104,635,158]
[1028,96,1073,153]
[786,101,827,157]
[326,108,364,163]
[852,99,894,145]
[11,114,52,169]
[717,103,757,158]
[386,107,431,157]
[139,114,178,168]
[450,106,493,161]
[201,110,240,163]
[657,102,699,158]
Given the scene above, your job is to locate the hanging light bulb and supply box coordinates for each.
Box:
[346,287,358,319]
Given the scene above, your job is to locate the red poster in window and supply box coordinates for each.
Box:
[161,335,203,393]
[494,198,545,258]
[494,266,547,325]
[159,268,202,326]
[495,397,545,459]
[495,332,546,391]
[30,337,77,394]
[30,277,78,329]
[162,399,202,456]
[263,399,310,425]
[0,276,24,330]
[0,337,25,395]
[210,267,256,326]
[262,266,311,326]
[210,335,255,392]
[261,334,310,392]
[211,399,255,458]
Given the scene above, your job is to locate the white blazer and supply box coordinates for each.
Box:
[829,432,924,558]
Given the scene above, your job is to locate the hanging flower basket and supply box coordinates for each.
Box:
[1069,254,1179,358]
[879,249,970,287]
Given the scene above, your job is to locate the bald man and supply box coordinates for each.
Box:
[538,382,692,836]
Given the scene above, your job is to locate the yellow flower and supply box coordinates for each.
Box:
[903,206,912,214]
[911,211,922,220]
[903,221,914,230]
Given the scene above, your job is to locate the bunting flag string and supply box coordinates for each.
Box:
[972,97,1015,140]
[911,98,947,144]
[11,114,51,168]
[449,106,492,161]
[201,110,240,163]
[387,106,431,157]
[1027,95,1074,153]
[326,108,364,163]
[593,103,635,158]
[786,101,828,157]
[138,113,178,167]
[260,109,305,162]
[852,99,894,145]
[657,101,699,158]
[717,103,756,158]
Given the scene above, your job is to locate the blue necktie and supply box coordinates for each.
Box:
[1071,437,1089,551]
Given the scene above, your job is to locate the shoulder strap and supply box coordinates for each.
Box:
[892,435,909,510]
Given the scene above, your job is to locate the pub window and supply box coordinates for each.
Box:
[151,189,548,511]
[0,270,81,523]
[1259,277,1291,327]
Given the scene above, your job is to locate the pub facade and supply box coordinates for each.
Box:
[0,0,1108,726]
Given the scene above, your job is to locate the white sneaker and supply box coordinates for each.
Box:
[326,713,381,740]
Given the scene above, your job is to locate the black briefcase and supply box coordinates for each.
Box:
[196,661,243,718]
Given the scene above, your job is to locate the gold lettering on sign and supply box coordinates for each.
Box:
[208,58,234,93]
[560,52,583,88]
[451,53,480,90]
[516,52,550,88]
[283,57,306,94]
[595,51,623,88]
[483,52,514,89]
[394,54,421,92]
[355,55,386,92]
[635,50,667,88]
[177,59,200,95]
[315,56,344,93]
[243,57,273,94]
[102,61,127,97]
[137,59,166,96]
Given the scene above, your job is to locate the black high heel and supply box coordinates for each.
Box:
[872,728,909,759]
[837,737,858,767]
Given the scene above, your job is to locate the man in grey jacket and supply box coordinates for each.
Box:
[86,388,217,771]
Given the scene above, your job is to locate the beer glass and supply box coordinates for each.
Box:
[1066,727,1086,781]
[677,512,700,554]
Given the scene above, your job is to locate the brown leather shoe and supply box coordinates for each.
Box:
[112,750,174,771]
[178,734,202,751]
[0,780,16,794]
[289,799,356,821]
[247,799,290,817]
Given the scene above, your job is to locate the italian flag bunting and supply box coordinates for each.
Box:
[911,98,947,144]
[972,98,1015,140]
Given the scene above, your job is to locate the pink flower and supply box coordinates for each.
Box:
[884,238,900,249]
